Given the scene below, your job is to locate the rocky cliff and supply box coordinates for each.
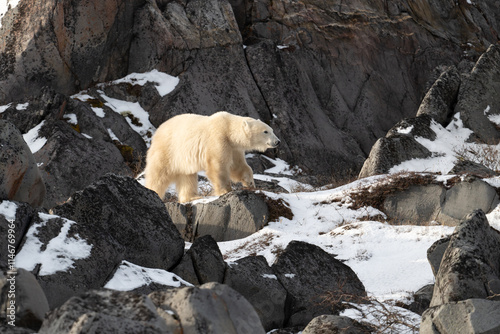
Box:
[1,0,499,178]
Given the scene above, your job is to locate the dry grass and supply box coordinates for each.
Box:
[454,142,500,173]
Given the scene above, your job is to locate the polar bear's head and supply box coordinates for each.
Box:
[243,119,280,152]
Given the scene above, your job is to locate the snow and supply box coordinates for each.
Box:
[99,92,156,145]
[104,260,193,291]
[0,200,17,221]
[0,103,11,113]
[109,69,179,97]
[15,212,92,276]
[390,114,473,174]
[396,125,413,134]
[22,120,47,154]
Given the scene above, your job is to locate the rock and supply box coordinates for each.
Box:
[302,314,373,334]
[149,282,266,334]
[272,240,367,327]
[449,159,497,178]
[191,190,269,241]
[0,268,50,331]
[223,255,287,331]
[383,184,445,224]
[170,252,200,286]
[435,178,499,226]
[430,210,500,307]
[358,136,429,178]
[407,284,434,315]
[164,202,191,239]
[421,299,500,334]
[427,236,451,277]
[15,174,184,309]
[52,174,184,271]
[458,44,500,144]
[0,201,36,269]
[16,209,126,309]
[379,175,499,226]
[38,289,178,334]
[416,66,461,125]
[0,120,45,207]
[188,235,226,284]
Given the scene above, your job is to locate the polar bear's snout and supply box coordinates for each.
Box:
[269,138,280,148]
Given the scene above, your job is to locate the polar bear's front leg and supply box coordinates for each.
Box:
[176,174,200,203]
[230,150,255,188]
[206,160,232,196]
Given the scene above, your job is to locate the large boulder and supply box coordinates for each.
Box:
[51,174,184,271]
[272,240,367,327]
[430,210,500,307]
[38,289,178,334]
[420,299,500,334]
[223,255,287,331]
[149,282,266,334]
[16,174,184,309]
[0,120,45,207]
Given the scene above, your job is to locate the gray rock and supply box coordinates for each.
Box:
[0,201,36,269]
[188,235,226,284]
[170,252,201,286]
[416,66,461,125]
[19,174,184,309]
[427,236,451,277]
[408,284,434,315]
[223,255,287,331]
[302,314,373,334]
[435,178,499,226]
[52,174,184,271]
[0,120,45,207]
[383,184,445,224]
[149,282,266,334]
[38,289,178,334]
[272,240,367,327]
[358,133,432,179]
[430,210,500,307]
[164,202,190,239]
[458,44,500,144]
[421,299,500,334]
[192,190,269,242]
[0,268,49,331]
[449,159,497,178]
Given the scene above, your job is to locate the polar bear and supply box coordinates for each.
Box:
[145,111,280,203]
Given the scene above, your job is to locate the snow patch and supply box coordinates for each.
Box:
[0,200,18,221]
[16,213,92,276]
[105,260,193,291]
[23,121,47,154]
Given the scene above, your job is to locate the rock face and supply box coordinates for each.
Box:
[272,240,367,327]
[302,314,373,334]
[0,121,45,207]
[3,0,500,178]
[420,299,500,334]
[430,210,500,307]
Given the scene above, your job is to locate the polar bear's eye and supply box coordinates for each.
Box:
[264,131,269,134]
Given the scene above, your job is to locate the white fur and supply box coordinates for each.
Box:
[145,111,280,203]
